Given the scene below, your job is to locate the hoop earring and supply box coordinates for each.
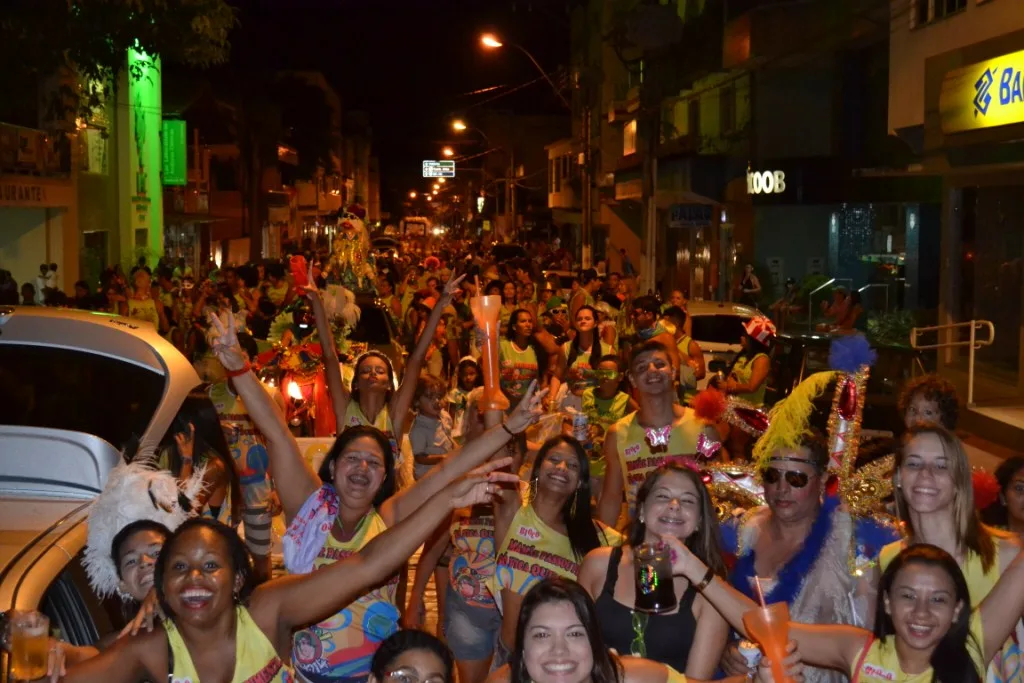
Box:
[527,477,539,505]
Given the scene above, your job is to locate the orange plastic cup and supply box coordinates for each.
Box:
[471,294,510,412]
[742,603,791,683]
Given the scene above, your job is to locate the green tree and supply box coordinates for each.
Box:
[0,0,234,122]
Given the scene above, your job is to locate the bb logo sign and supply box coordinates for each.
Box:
[746,170,786,195]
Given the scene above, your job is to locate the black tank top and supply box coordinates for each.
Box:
[594,545,698,672]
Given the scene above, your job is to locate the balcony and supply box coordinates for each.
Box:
[0,123,71,178]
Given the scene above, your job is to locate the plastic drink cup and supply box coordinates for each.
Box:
[738,640,763,670]
[470,295,510,412]
[633,543,677,614]
[9,610,49,681]
[743,603,791,683]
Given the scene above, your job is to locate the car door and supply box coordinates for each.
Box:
[689,314,750,390]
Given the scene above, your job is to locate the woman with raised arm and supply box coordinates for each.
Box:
[667,533,1024,683]
[205,311,546,683]
[310,267,467,454]
[49,464,515,683]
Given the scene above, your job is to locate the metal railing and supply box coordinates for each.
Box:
[910,320,995,406]
[858,283,889,313]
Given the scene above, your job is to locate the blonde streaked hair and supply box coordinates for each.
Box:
[895,425,996,572]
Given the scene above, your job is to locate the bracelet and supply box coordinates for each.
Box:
[224,362,252,378]
[502,423,515,437]
[695,566,715,591]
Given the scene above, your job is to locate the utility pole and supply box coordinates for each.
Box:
[640,95,660,296]
[581,101,593,269]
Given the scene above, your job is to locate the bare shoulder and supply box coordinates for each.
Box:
[995,532,1021,569]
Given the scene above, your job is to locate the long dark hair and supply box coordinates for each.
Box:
[506,309,549,381]
[528,436,601,560]
[154,518,256,618]
[567,305,602,372]
[165,390,243,525]
[627,465,727,578]
[510,578,622,683]
[318,425,396,507]
[371,630,454,683]
[874,544,979,683]
[350,351,396,404]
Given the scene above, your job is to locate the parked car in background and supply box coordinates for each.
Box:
[764,333,930,437]
[686,301,759,391]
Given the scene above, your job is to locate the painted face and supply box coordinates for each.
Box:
[574,308,595,333]
[357,356,392,393]
[905,394,943,430]
[899,432,955,515]
[630,350,674,395]
[884,563,962,654]
[641,470,701,541]
[763,448,822,524]
[331,435,387,507]
[118,528,166,602]
[522,601,594,683]
[538,443,582,497]
[375,648,449,683]
[161,527,239,627]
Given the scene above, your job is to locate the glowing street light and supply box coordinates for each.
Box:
[438,178,446,184]
[481,34,503,49]
[452,119,467,132]
[432,183,440,190]
[442,146,455,158]
[409,191,417,199]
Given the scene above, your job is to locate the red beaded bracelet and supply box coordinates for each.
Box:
[224,362,252,378]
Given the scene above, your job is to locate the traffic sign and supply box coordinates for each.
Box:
[423,160,456,178]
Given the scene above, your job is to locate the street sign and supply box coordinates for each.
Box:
[668,203,712,228]
[423,160,456,178]
[162,119,187,186]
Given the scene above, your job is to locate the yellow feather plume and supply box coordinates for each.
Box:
[752,370,839,468]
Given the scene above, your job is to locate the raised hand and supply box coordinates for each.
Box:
[118,589,163,638]
[442,271,467,299]
[302,260,321,302]
[506,380,549,434]
[660,533,704,581]
[447,457,521,509]
[207,310,248,372]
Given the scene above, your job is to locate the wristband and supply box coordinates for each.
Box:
[502,423,515,437]
[695,566,715,591]
[224,362,252,378]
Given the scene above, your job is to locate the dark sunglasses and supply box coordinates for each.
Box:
[762,467,810,488]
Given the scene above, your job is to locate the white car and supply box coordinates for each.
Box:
[683,301,759,391]
[0,305,201,469]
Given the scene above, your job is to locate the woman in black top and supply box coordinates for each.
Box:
[577,465,729,677]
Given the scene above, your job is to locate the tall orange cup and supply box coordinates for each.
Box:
[471,294,510,412]
[742,603,792,683]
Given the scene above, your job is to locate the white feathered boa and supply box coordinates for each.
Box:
[267,284,361,348]
[82,451,206,600]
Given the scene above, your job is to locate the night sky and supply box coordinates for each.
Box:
[227,0,571,212]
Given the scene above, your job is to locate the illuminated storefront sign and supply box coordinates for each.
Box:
[162,119,187,186]
[746,169,786,195]
[423,160,456,178]
[939,49,1024,134]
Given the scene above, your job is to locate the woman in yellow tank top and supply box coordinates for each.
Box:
[205,309,548,683]
[485,578,789,683]
[121,269,169,333]
[597,341,717,527]
[490,436,623,668]
[665,536,1024,683]
[878,425,1022,683]
[548,305,614,412]
[56,472,507,683]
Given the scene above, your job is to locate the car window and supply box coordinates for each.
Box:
[690,315,748,345]
[804,346,831,374]
[0,344,165,452]
[40,551,122,648]
[348,306,394,345]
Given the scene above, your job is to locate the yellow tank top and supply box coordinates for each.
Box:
[665,665,687,683]
[292,510,399,683]
[614,411,704,515]
[880,541,999,609]
[268,282,291,306]
[851,611,984,683]
[490,503,621,596]
[732,353,769,407]
[499,338,539,401]
[127,296,160,329]
[563,340,614,394]
[343,401,400,465]
[166,606,292,683]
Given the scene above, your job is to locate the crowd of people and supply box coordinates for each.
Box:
[16,212,1024,683]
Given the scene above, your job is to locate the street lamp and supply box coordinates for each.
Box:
[438,178,446,184]
[409,191,417,199]
[442,146,455,158]
[478,32,569,108]
[432,183,440,190]
[452,119,468,132]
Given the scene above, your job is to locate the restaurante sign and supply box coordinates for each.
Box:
[1,183,46,204]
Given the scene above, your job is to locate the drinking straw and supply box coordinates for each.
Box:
[754,576,767,608]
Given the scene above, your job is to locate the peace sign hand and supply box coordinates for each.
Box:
[442,271,467,299]
[207,311,248,372]
[506,380,549,434]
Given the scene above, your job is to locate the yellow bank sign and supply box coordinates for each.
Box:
[939,49,1024,134]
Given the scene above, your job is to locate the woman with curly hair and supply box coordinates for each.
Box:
[898,374,959,431]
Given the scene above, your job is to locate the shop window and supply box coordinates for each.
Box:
[624,119,638,156]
